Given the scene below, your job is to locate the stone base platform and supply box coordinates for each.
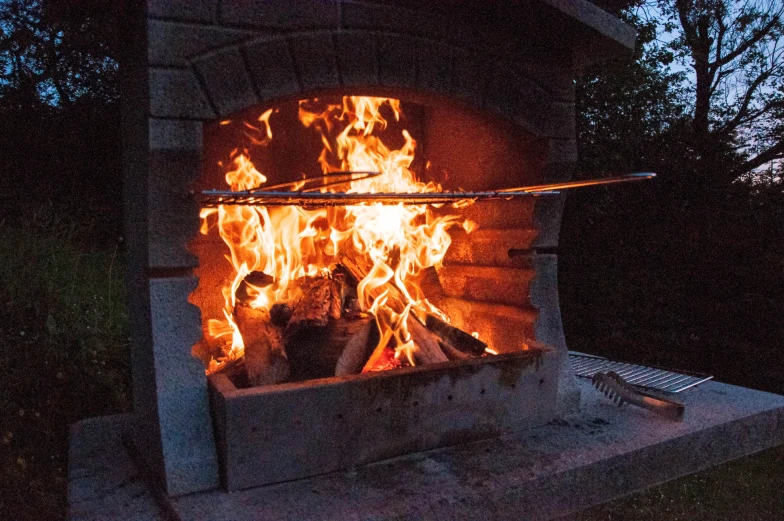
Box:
[68,380,784,521]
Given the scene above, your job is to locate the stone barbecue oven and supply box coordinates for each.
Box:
[122,0,635,496]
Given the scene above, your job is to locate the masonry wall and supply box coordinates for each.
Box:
[127,0,634,496]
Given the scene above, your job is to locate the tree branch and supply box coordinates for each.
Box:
[719,67,776,134]
[742,139,784,171]
[709,65,737,96]
[715,13,781,67]
[711,16,728,75]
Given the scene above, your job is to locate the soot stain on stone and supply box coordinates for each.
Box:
[497,351,541,389]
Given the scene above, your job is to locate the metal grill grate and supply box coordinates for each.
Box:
[196,173,656,207]
[569,352,713,393]
[196,190,555,208]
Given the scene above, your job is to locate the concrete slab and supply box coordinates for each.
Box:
[69,379,784,521]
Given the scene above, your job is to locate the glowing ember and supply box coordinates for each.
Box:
[200,96,477,374]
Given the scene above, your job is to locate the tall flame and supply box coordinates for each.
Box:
[201,96,465,371]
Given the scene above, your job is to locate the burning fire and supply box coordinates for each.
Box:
[200,96,471,374]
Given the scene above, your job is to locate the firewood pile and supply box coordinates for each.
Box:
[217,261,489,387]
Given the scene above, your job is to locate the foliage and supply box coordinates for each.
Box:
[0,211,130,521]
[565,0,784,396]
[655,0,784,177]
[0,0,124,240]
[577,8,692,180]
[0,209,127,341]
[0,0,121,108]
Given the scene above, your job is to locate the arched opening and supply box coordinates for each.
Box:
[189,91,548,384]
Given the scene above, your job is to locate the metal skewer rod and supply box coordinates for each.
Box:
[254,171,381,192]
[499,172,656,193]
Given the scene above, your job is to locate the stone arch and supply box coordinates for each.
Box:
[152,28,568,140]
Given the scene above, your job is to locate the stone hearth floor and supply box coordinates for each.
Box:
[68,379,784,521]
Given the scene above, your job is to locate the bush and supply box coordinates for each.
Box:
[0,208,130,521]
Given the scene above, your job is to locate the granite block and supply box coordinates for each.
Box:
[341,1,418,33]
[69,381,784,520]
[148,276,219,495]
[444,228,539,268]
[243,38,301,101]
[377,34,417,89]
[546,101,577,140]
[416,41,453,96]
[290,33,340,91]
[147,151,201,268]
[449,47,488,108]
[484,66,524,126]
[439,265,536,308]
[532,153,574,251]
[148,0,217,23]
[220,0,339,30]
[548,138,578,166]
[540,0,637,50]
[149,119,203,152]
[341,1,484,54]
[528,254,580,413]
[334,31,378,87]
[148,20,254,68]
[533,194,568,250]
[149,68,215,120]
[193,46,258,117]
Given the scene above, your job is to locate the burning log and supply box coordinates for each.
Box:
[407,317,448,365]
[341,254,483,366]
[363,346,401,372]
[281,272,364,380]
[407,266,444,300]
[208,356,247,385]
[286,274,342,331]
[233,304,290,386]
[269,302,293,327]
[339,256,407,312]
[287,317,372,381]
[234,270,274,305]
[438,340,471,361]
[335,319,377,376]
[424,314,487,356]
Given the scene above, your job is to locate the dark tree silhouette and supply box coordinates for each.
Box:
[660,0,784,178]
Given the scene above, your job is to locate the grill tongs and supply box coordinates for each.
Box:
[592,371,685,421]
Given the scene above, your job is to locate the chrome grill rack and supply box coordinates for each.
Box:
[570,352,713,393]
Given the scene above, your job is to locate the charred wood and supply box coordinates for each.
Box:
[233,304,290,386]
[286,275,342,331]
[424,313,487,356]
[286,317,371,381]
[269,302,293,327]
[438,340,472,361]
[334,318,377,376]
[234,270,274,305]
[408,317,448,365]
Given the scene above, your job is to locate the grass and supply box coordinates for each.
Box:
[0,210,130,521]
[577,444,784,520]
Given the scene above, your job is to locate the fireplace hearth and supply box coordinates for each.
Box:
[123,0,642,496]
[64,2,784,518]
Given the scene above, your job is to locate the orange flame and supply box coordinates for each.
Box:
[201,96,468,371]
